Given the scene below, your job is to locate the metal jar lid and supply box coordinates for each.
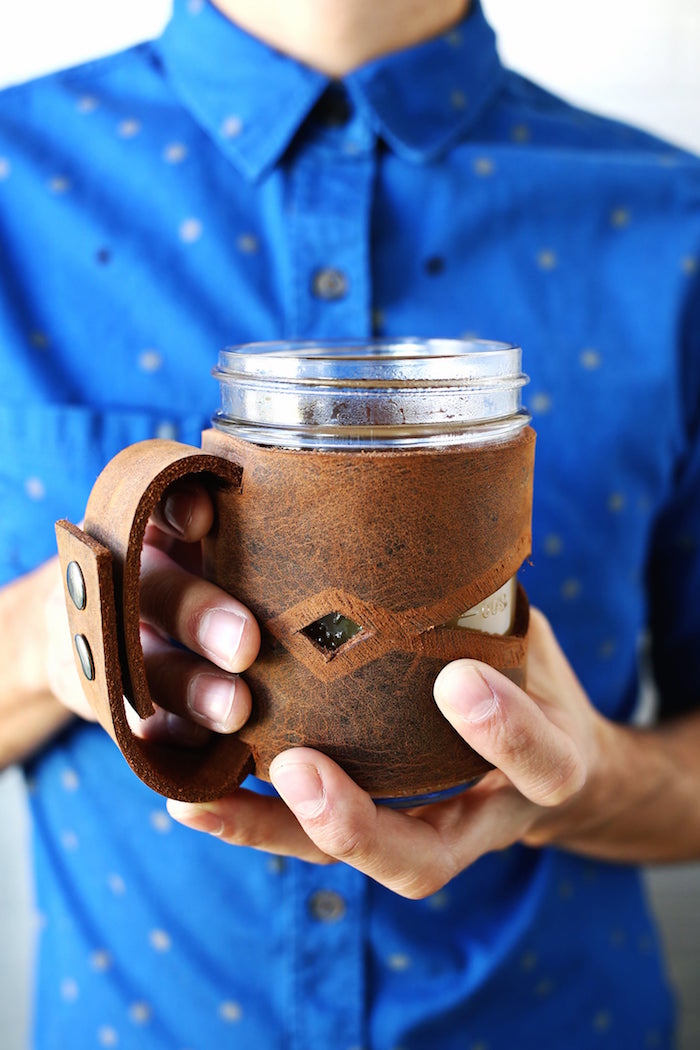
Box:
[212,338,529,449]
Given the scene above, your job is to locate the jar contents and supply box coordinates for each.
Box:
[449,576,516,635]
[303,611,363,651]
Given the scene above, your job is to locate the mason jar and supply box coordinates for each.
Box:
[58,337,534,807]
[212,338,530,645]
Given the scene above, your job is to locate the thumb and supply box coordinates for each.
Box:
[434,660,586,807]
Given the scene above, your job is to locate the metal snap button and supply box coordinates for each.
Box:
[66,560,87,610]
[74,634,95,681]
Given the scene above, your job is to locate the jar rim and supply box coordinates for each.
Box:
[215,338,523,385]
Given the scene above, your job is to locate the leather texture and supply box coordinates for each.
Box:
[56,427,535,802]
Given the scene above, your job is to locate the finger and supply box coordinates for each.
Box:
[141,624,252,733]
[270,750,538,897]
[149,480,215,542]
[139,544,261,673]
[125,696,211,748]
[522,607,593,720]
[169,754,536,897]
[420,771,538,861]
[167,790,335,865]
[270,748,467,897]
[434,661,586,807]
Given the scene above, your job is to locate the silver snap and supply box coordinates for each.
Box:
[311,267,349,301]
[74,634,95,681]
[66,560,87,610]
[308,889,347,923]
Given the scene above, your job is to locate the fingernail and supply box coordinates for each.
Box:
[187,674,237,730]
[167,799,224,836]
[271,760,326,820]
[163,490,193,536]
[435,663,499,723]
[199,609,246,669]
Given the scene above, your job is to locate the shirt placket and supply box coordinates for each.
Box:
[291,857,368,1050]
[284,91,375,339]
[279,90,374,1050]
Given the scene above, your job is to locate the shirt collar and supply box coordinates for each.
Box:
[154,0,504,181]
[346,1,504,163]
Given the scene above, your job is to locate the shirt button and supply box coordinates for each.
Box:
[308,890,347,923]
[312,267,349,301]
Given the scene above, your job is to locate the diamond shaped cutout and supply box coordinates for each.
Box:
[301,611,363,652]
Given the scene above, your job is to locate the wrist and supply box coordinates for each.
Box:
[524,710,700,863]
[0,559,75,768]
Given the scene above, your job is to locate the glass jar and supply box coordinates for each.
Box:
[212,338,529,640]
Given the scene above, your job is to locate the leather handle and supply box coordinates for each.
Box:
[56,439,255,801]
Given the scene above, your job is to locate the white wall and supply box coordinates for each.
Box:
[486,0,700,153]
[0,0,698,153]
[0,0,171,89]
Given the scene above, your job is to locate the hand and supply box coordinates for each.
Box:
[167,609,633,897]
[46,481,261,745]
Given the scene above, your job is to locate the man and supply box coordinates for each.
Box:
[1,0,699,1046]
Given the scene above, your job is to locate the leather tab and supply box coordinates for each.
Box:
[56,519,124,747]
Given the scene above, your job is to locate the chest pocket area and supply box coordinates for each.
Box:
[0,403,209,584]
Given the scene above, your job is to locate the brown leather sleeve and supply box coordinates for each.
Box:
[201,428,535,799]
[56,428,535,802]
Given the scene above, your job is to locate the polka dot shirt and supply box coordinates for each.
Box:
[1,1,699,1047]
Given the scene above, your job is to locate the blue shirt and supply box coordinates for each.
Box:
[1,2,699,1047]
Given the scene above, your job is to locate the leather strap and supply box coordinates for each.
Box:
[201,428,535,797]
[56,428,535,801]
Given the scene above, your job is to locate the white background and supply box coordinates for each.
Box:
[0,0,698,152]
[0,2,698,1048]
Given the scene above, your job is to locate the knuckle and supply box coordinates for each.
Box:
[391,844,459,900]
[536,749,587,807]
[319,819,368,862]
[397,871,448,900]
[214,807,282,854]
[218,818,267,851]
[491,717,533,764]
[140,559,187,633]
